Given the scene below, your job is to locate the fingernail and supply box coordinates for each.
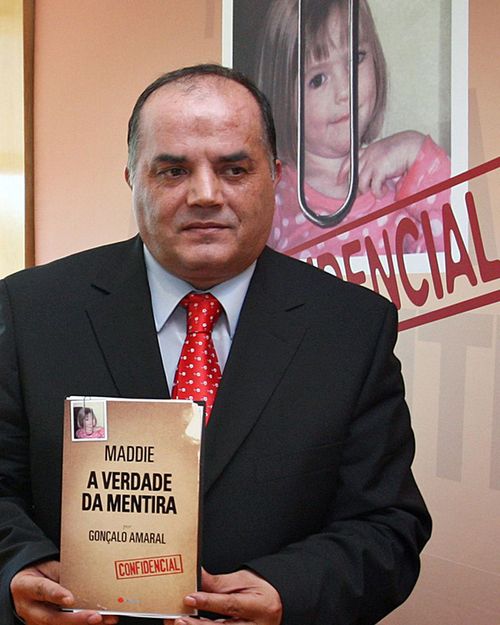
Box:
[176,619,187,625]
[184,595,197,606]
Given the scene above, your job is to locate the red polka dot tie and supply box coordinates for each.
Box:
[172,292,222,423]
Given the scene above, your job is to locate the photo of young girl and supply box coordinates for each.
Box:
[73,406,105,440]
[249,0,451,260]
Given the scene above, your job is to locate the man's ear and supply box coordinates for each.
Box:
[124,166,132,189]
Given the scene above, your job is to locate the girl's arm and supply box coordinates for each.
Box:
[338,131,426,197]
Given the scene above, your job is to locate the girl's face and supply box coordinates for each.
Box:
[304,6,377,159]
[84,412,95,434]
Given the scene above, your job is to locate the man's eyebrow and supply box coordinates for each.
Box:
[151,151,252,166]
[218,151,251,163]
[151,153,186,165]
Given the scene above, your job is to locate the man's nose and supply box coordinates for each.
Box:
[187,169,223,207]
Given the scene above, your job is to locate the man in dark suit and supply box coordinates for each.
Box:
[0,65,431,625]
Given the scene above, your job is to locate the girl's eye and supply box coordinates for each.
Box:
[308,73,327,89]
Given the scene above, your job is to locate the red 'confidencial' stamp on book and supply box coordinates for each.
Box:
[115,554,183,579]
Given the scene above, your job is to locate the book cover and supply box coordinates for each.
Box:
[60,397,203,618]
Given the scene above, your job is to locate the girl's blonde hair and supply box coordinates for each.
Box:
[77,407,96,429]
[256,0,387,165]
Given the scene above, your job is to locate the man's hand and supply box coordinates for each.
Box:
[168,569,282,625]
[10,560,119,625]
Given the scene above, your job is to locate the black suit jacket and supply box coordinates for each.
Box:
[0,237,431,625]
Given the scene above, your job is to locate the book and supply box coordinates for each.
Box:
[60,396,203,618]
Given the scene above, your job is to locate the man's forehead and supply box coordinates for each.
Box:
[145,75,258,116]
[137,78,264,150]
[132,74,272,166]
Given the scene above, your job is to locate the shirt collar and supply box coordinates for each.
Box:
[143,244,256,338]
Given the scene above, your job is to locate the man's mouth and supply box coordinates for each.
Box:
[182,222,230,232]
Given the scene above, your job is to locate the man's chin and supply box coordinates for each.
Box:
[176,253,235,289]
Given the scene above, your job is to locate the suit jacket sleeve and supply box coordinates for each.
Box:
[244,303,431,625]
[0,280,59,624]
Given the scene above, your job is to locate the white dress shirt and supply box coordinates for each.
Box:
[143,245,256,390]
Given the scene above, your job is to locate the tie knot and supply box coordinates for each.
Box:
[180,292,222,334]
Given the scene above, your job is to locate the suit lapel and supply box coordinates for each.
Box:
[85,237,169,400]
[203,249,309,493]
[83,241,308,493]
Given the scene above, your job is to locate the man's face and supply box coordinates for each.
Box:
[126,78,281,289]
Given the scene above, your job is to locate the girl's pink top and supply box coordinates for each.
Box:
[76,427,105,439]
[268,135,450,259]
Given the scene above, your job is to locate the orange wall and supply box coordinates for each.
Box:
[0,0,25,277]
[34,0,222,264]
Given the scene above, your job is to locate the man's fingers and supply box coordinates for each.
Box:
[36,559,61,581]
[12,570,74,607]
[11,563,119,625]
[200,569,232,593]
[169,617,215,625]
[15,602,112,625]
[184,569,281,625]
[185,590,262,619]
[200,568,262,595]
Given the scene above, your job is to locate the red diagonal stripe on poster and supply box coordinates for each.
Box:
[398,290,500,332]
[284,156,500,256]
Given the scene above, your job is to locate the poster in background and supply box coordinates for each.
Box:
[228,0,468,281]
[225,1,500,623]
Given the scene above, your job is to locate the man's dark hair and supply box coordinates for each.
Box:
[127,64,278,177]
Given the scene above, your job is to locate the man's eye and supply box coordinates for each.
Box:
[357,50,367,64]
[223,166,246,177]
[158,167,186,178]
[308,73,327,89]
